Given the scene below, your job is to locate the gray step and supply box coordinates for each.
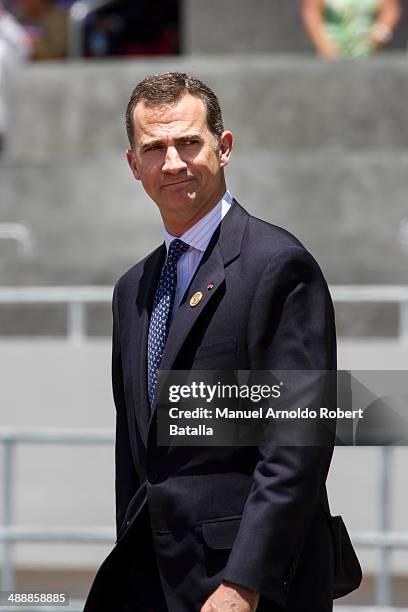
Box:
[6,55,408,158]
[1,151,407,287]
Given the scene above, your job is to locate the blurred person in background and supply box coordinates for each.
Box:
[302,0,402,59]
[15,0,68,60]
[0,0,28,155]
[84,0,179,58]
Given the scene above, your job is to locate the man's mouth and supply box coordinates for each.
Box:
[162,178,194,188]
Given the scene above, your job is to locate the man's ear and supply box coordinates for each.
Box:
[219,131,234,168]
[126,149,141,181]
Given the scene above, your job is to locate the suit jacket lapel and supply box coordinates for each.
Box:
[159,243,225,374]
[150,201,249,415]
[130,244,165,445]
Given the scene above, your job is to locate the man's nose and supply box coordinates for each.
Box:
[162,146,187,174]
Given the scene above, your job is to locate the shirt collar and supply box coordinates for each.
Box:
[163,190,233,253]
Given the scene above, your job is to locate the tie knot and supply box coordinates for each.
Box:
[167,239,189,266]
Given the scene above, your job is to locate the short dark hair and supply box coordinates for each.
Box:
[125,72,224,149]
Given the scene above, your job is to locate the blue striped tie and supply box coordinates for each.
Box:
[147,239,189,405]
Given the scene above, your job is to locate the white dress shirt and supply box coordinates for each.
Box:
[162,190,233,313]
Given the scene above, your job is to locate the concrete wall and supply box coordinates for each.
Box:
[2,57,408,289]
[2,151,408,288]
[182,0,312,54]
[6,57,408,158]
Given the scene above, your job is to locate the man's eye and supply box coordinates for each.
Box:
[183,139,199,145]
[144,144,163,152]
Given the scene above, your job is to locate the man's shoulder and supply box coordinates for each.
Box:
[232,200,304,249]
[241,206,311,262]
[235,203,326,282]
[247,213,304,248]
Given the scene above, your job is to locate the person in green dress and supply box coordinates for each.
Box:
[302,0,401,59]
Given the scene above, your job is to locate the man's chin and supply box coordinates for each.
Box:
[165,191,197,208]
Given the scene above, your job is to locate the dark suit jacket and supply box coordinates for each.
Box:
[85,201,338,611]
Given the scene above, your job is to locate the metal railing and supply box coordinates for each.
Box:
[0,286,112,344]
[0,285,408,343]
[0,429,114,607]
[0,430,407,609]
[333,285,408,341]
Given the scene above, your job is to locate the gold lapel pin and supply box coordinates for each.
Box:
[190,291,203,307]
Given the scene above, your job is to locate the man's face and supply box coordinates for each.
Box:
[126,94,233,235]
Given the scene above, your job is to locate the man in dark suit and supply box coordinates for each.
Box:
[85,72,350,612]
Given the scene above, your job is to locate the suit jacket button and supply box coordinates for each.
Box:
[149,471,159,483]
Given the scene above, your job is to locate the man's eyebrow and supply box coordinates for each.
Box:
[141,138,165,151]
[176,134,203,143]
[141,134,203,150]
